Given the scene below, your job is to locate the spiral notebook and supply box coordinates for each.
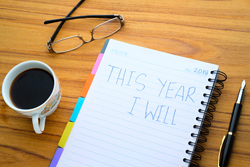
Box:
[50,39,226,167]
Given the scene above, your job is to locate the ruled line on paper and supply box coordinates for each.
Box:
[69,122,182,167]
[91,88,203,120]
[95,82,204,109]
[85,102,192,136]
[66,157,93,167]
[68,150,137,167]
[79,118,186,150]
[79,116,187,151]
[70,146,157,167]
[88,100,195,132]
[72,136,180,166]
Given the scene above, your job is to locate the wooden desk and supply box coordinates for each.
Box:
[0,0,249,166]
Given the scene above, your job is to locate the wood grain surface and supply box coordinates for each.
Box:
[0,0,250,166]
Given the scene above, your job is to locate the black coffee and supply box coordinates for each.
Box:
[10,68,54,109]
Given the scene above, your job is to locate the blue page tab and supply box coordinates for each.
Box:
[70,97,85,122]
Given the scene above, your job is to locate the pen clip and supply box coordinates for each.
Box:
[218,135,226,167]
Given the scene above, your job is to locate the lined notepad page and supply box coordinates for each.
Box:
[57,40,218,167]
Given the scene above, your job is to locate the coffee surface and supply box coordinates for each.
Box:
[10,68,54,109]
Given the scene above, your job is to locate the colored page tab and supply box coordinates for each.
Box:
[91,53,104,74]
[58,122,74,148]
[80,74,94,98]
[70,97,85,122]
[49,147,63,167]
[100,39,110,54]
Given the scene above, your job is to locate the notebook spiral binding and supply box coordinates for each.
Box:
[183,70,227,167]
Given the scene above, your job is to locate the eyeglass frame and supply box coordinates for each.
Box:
[44,0,124,53]
[45,15,124,53]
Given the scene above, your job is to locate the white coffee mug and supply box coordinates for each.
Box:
[2,60,61,134]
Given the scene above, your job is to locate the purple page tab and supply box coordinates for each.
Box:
[49,147,63,167]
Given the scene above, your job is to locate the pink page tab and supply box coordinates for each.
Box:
[91,53,104,74]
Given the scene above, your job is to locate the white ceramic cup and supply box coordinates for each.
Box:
[2,60,61,134]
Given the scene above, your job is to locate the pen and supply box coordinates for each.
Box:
[218,80,246,167]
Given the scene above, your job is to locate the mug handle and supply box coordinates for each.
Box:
[32,114,46,134]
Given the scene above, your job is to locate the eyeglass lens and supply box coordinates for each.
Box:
[52,36,84,53]
[93,17,121,39]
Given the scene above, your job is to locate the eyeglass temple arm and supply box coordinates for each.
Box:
[48,0,85,43]
[44,14,122,24]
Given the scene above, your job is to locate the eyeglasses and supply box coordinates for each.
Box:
[44,0,124,53]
